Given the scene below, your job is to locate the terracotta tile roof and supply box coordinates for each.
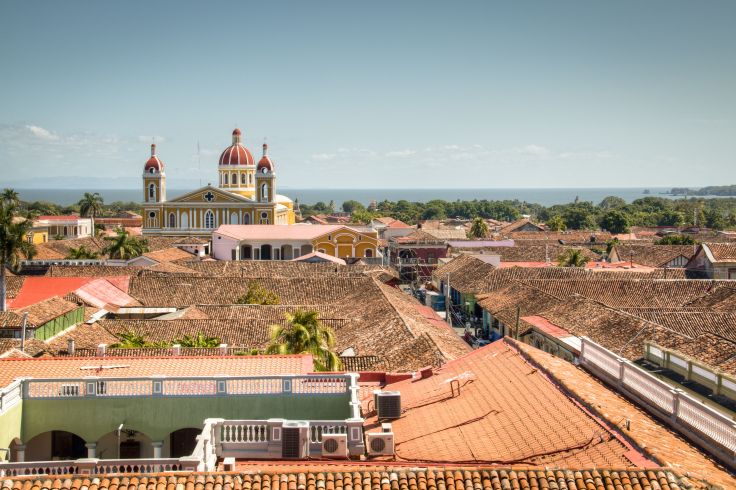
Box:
[476,282,564,328]
[142,247,196,263]
[0,468,699,490]
[495,218,545,235]
[0,339,47,358]
[521,279,720,308]
[0,354,313,387]
[47,265,144,277]
[364,340,651,468]
[515,340,733,489]
[459,245,600,263]
[610,244,696,267]
[417,229,468,240]
[506,231,613,242]
[0,310,29,329]
[44,321,120,354]
[173,236,209,245]
[18,296,79,325]
[684,284,736,309]
[704,242,736,261]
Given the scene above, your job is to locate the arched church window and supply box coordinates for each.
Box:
[149,168,155,174]
[241,173,246,185]
[224,174,229,185]
[205,210,215,229]
[243,212,250,225]
[261,183,268,200]
[231,173,237,186]
[168,213,176,228]
[148,184,156,200]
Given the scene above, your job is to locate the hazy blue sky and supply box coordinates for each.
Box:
[1,1,734,189]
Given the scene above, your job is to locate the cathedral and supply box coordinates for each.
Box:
[141,128,296,236]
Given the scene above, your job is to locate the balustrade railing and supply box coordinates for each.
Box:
[580,337,736,468]
[0,379,22,415]
[20,374,353,400]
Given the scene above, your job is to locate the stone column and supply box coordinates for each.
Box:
[85,442,97,458]
[151,441,163,459]
[15,444,25,462]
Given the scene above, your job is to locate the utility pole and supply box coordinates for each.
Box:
[20,313,28,353]
[445,273,451,326]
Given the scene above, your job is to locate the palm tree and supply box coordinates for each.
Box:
[78,192,104,237]
[467,217,489,239]
[266,310,342,371]
[557,248,588,268]
[2,189,20,206]
[67,245,100,260]
[0,202,36,311]
[111,330,169,348]
[103,228,149,260]
[175,333,220,347]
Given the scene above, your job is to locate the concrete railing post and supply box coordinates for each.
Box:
[266,419,285,458]
[75,458,100,475]
[151,441,163,459]
[84,376,98,397]
[85,443,97,458]
[670,389,680,422]
[152,375,166,397]
[97,344,107,357]
[346,417,365,456]
[15,444,25,463]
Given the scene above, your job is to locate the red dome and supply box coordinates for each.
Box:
[144,144,164,172]
[219,128,254,166]
[257,143,274,172]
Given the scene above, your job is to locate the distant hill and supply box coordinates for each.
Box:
[670,185,736,196]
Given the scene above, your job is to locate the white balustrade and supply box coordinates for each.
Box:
[18,374,353,400]
[309,422,347,443]
[621,363,675,413]
[0,461,79,477]
[580,336,736,466]
[220,421,269,443]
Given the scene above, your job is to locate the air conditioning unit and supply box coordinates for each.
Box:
[321,433,348,459]
[366,429,394,457]
[374,390,401,420]
[281,421,310,459]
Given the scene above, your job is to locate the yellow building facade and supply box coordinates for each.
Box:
[142,128,295,237]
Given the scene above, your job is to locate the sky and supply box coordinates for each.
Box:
[0,1,734,189]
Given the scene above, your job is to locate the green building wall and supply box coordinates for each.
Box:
[0,402,22,452]
[33,307,85,341]
[20,394,351,443]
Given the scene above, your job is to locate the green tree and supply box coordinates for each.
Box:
[237,282,281,305]
[111,331,170,348]
[66,245,100,260]
[562,206,597,230]
[421,204,446,220]
[599,210,630,234]
[599,196,627,210]
[342,200,365,213]
[704,208,726,230]
[657,210,685,227]
[175,333,220,347]
[605,238,619,256]
[351,209,376,225]
[557,249,588,267]
[78,192,104,236]
[266,310,342,371]
[2,189,20,206]
[546,215,566,232]
[0,203,36,311]
[657,234,696,245]
[467,217,489,239]
[102,228,149,259]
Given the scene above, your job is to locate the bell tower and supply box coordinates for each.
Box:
[143,143,166,203]
[256,143,275,203]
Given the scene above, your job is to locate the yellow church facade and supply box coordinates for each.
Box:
[141,128,295,237]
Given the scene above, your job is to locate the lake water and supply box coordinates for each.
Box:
[15,187,688,207]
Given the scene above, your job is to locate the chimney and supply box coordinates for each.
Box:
[219,343,228,356]
[67,338,76,356]
[97,344,107,357]
[172,344,181,356]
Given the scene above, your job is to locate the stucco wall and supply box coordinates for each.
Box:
[21,394,350,443]
[0,402,22,455]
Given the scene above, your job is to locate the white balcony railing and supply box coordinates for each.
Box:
[580,337,736,468]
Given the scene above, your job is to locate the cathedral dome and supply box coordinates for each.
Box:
[219,128,254,165]
[144,144,164,173]
[256,143,274,172]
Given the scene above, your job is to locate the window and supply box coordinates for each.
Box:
[224,174,229,185]
[205,210,215,228]
[261,183,268,200]
[241,173,246,184]
[168,213,176,228]
[149,211,156,219]
[365,249,373,258]
[231,173,237,186]
[148,183,156,200]
[243,212,250,224]
[149,168,155,174]
[260,212,269,225]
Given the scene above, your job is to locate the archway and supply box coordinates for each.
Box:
[96,428,153,459]
[261,244,272,260]
[169,428,200,458]
[300,244,313,258]
[240,245,252,260]
[25,431,86,461]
